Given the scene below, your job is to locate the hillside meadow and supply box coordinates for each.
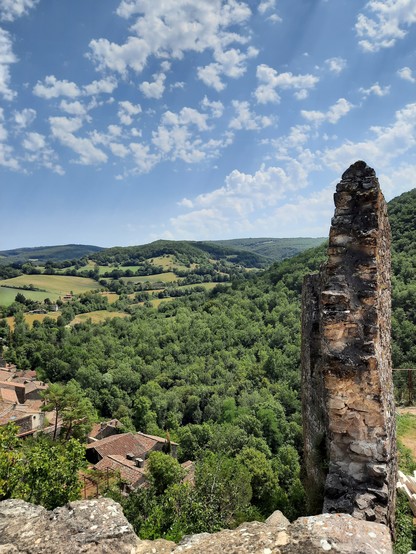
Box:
[0,275,99,305]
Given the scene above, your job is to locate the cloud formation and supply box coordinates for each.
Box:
[356,0,416,52]
[89,0,253,92]
[255,64,319,104]
[0,0,39,22]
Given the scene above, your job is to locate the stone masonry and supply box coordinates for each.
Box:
[302,161,396,533]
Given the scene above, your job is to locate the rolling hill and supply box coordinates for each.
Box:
[0,244,103,264]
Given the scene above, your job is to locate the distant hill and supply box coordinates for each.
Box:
[90,239,269,268]
[0,237,326,268]
[210,237,326,261]
[0,244,103,264]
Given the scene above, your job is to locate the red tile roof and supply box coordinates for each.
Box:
[0,388,18,404]
[89,419,123,439]
[86,432,148,459]
[24,381,47,394]
[0,381,25,389]
[136,431,178,449]
[0,371,12,382]
[95,455,146,487]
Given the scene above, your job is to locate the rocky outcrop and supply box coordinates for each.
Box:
[0,498,392,553]
[302,161,396,532]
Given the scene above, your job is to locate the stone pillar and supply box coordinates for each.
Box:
[302,161,396,533]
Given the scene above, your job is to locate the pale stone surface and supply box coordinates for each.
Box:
[0,500,393,553]
[0,497,172,554]
[302,161,396,532]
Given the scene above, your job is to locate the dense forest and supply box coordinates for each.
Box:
[0,188,415,543]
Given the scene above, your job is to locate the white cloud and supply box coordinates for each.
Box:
[378,163,416,199]
[13,108,36,128]
[270,124,312,158]
[0,122,7,141]
[201,96,224,118]
[198,47,252,90]
[109,142,129,158]
[0,0,39,22]
[398,66,416,82]
[359,82,391,98]
[229,100,273,130]
[83,77,118,96]
[34,75,118,100]
[160,107,209,131]
[322,102,416,171]
[301,98,354,125]
[50,116,108,165]
[257,186,333,237]
[22,131,45,151]
[169,158,314,238]
[150,105,232,164]
[89,0,253,87]
[33,75,81,99]
[168,208,230,239]
[255,64,319,104]
[21,131,64,174]
[118,101,142,125]
[356,0,416,52]
[180,163,303,215]
[0,28,17,100]
[197,63,225,91]
[258,0,276,14]
[129,142,160,172]
[0,142,19,170]
[139,72,166,99]
[59,100,88,116]
[325,57,347,75]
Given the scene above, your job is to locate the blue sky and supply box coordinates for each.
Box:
[1,0,416,249]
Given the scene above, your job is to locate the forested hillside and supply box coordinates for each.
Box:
[0,188,414,540]
[0,244,103,264]
[211,237,326,261]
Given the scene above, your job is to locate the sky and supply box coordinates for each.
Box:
[1,0,416,249]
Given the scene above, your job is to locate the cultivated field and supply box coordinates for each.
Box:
[0,275,99,305]
[6,312,61,330]
[0,287,54,306]
[70,310,129,325]
[99,292,120,304]
[177,282,220,291]
[121,272,179,284]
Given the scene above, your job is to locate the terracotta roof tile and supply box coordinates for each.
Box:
[86,432,147,459]
[0,371,12,382]
[24,381,47,394]
[138,431,178,444]
[95,455,145,487]
[0,388,18,404]
[0,381,25,389]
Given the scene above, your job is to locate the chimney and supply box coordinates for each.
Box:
[134,457,144,468]
[126,452,135,460]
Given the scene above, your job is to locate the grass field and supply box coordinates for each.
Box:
[121,272,179,284]
[99,292,120,304]
[132,298,174,308]
[177,282,221,291]
[147,255,192,271]
[6,312,61,330]
[0,286,55,306]
[0,275,99,305]
[70,310,129,325]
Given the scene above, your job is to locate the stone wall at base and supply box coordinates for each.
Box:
[302,161,397,533]
[0,498,393,554]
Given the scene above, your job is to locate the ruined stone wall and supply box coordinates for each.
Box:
[302,161,396,532]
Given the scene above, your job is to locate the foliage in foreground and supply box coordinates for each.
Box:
[107,450,304,543]
[0,424,85,510]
